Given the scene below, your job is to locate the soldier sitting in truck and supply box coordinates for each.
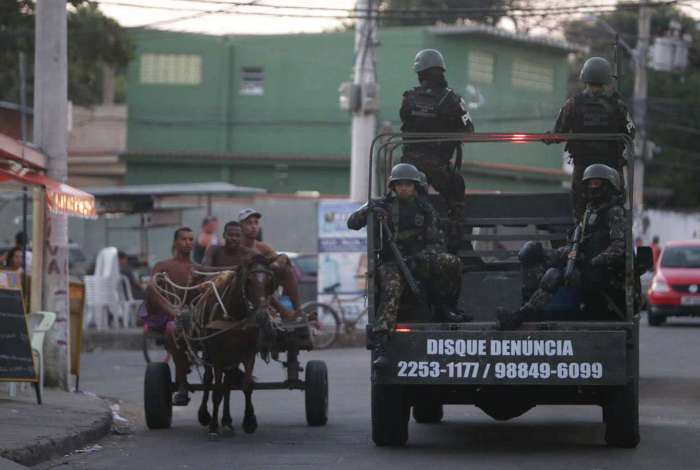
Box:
[498,164,626,329]
[347,163,467,369]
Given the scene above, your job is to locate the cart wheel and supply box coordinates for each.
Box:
[371,384,409,446]
[144,362,172,429]
[603,381,640,448]
[305,360,328,426]
[413,403,443,423]
[301,302,340,350]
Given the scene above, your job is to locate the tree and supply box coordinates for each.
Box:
[378,0,510,27]
[0,1,134,107]
[563,5,700,208]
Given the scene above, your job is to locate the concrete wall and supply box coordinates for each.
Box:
[637,209,700,246]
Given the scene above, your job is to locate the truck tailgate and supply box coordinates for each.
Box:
[378,329,629,386]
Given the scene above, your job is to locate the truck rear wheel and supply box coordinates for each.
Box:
[371,384,409,446]
[604,382,640,448]
[412,403,443,423]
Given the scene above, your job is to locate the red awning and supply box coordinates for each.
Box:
[0,168,96,219]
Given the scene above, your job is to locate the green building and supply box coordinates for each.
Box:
[124,24,579,194]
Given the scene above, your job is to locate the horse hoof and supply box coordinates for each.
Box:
[198,410,212,427]
[242,415,258,434]
[208,432,219,441]
[222,417,234,430]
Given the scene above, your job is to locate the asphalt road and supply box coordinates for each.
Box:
[39,316,700,470]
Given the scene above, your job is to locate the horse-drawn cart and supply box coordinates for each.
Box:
[143,264,329,435]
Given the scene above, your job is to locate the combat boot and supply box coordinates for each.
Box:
[496,306,532,330]
[372,333,391,370]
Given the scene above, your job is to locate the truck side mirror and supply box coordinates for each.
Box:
[636,246,654,273]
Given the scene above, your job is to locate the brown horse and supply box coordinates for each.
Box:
[192,255,277,438]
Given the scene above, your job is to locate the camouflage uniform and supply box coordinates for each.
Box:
[348,194,462,333]
[553,89,635,219]
[520,198,626,319]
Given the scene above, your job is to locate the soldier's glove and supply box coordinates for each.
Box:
[372,207,389,219]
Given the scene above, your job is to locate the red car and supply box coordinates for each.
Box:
[647,240,700,326]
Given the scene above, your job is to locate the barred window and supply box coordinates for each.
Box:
[468,51,494,84]
[240,67,265,96]
[139,54,202,85]
[511,59,553,93]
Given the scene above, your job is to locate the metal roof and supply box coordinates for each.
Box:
[428,23,585,53]
[84,182,266,198]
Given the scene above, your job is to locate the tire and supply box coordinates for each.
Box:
[647,311,666,326]
[144,362,173,429]
[305,360,329,426]
[604,382,640,448]
[302,302,340,350]
[413,403,443,423]
[371,384,409,446]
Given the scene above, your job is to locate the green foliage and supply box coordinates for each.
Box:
[0,1,134,107]
[563,6,700,209]
[379,0,509,27]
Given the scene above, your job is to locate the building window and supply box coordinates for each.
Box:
[468,51,494,84]
[139,53,202,85]
[511,59,553,93]
[240,67,264,96]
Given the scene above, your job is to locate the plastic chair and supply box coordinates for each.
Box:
[118,275,142,328]
[8,311,55,399]
[84,247,124,330]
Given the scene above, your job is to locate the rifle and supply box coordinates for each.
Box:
[564,205,592,285]
[378,216,423,298]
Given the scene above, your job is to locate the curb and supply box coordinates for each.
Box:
[0,398,113,468]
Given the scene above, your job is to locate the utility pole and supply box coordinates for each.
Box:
[633,0,651,215]
[349,0,378,202]
[33,0,70,390]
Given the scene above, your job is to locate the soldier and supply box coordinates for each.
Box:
[548,57,635,219]
[348,163,467,369]
[498,164,626,329]
[400,49,475,252]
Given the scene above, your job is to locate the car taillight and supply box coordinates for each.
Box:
[651,279,670,293]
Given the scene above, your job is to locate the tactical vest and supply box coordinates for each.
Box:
[379,197,430,262]
[402,86,460,160]
[568,93,625,164]
[580,204,623,288]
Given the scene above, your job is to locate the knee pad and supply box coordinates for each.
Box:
[518,241,544,268]
[540,268,563,293]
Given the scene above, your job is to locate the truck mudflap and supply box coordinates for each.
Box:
[377,329,629,386]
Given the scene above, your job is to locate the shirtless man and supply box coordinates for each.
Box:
[238,208,302,316]
[204,220,294,319]
[145,227,195,406]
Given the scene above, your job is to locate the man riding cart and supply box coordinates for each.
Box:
[364,132,651,449]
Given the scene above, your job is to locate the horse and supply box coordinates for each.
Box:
[191,255,277,439]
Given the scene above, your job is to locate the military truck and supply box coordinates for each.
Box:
[366,132,652,448]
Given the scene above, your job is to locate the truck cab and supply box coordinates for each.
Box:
[367,132,642,448]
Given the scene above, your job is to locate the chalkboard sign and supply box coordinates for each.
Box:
[0,287,37,382]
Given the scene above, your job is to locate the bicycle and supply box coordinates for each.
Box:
[301,283,368,350]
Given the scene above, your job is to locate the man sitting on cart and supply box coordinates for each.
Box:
[238,208,302,319]
[347,163,467,369]
[202,220,293,320]
[145,227,197,406]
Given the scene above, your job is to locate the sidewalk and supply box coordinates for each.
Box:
[0,387,112,467]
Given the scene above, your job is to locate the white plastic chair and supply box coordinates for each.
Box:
[8,311,55,398]
[84,247,124,330]
[118,275,142,328]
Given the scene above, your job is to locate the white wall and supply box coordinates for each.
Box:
[636,209,700,246]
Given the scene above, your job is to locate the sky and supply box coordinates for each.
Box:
[93,0,700,37]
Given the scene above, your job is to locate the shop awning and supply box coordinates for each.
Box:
[0,168,96,219]
[0,132,96,219]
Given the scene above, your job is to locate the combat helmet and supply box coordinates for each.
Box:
[580,57,612,85]
[388,163,422,187]
[414,49,446,72]
[582,163,621,192]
